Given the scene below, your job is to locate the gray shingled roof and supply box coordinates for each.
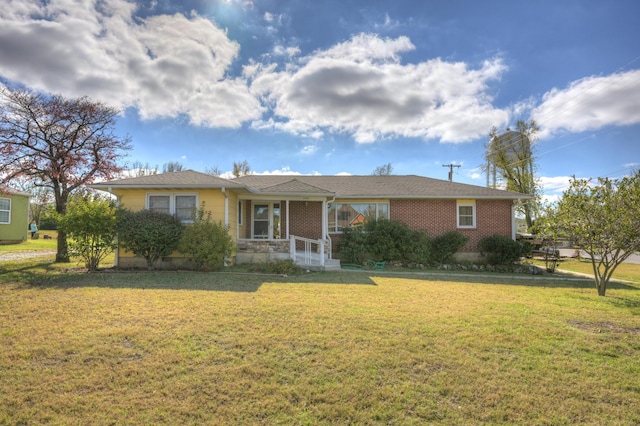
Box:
[90,170,244,189]
[90,170,531,200]
[261,179,334,195]
[235,175,531,199]
[0,185,30,196]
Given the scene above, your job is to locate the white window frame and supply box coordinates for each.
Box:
[146,192,199,223]
[457,201,476,229]
[0,197,10,224]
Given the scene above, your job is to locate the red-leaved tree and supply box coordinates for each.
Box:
[0,87,131,262]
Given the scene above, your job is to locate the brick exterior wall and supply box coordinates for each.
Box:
[289,201,324,240]
[390,199,513,252]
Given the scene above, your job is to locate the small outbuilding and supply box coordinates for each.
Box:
[0,186,30,243]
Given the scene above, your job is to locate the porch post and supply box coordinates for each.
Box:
[322,200,327,240]
[286,200,290,239]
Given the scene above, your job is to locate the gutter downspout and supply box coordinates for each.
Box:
[222,187,229,227]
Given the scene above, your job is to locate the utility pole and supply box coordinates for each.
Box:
[442,164,461,182]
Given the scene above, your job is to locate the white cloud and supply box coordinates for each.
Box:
[250,33,509,143]
[300,145,318,155]
[0,0,263,127]
[539,176,573,193]
[533,70,640,138]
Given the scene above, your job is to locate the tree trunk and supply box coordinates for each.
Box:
[56,228,70,263]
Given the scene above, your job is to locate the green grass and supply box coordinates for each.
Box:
[2,257,640,424]
[531,257,640,284]
[0,230,58,252]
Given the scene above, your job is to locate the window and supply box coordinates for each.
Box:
[0,198,10,224]
[328,202,390,233]
[238,201,243,225]
[146,193,198,222]
[149,195,170,215]
[175,195,196,221]
[457,201,476,228]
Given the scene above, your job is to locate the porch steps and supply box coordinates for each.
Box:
[297,258,341,272]
[293,249,341,271]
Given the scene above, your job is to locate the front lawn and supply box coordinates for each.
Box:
[1,262,639,424]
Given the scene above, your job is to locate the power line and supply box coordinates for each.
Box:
[442,163,461,182]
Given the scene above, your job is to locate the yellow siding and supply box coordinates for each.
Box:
[113,188,237,259]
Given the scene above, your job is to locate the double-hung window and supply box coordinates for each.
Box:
[147,193,198,222]
[457,201,476,228]
[0,198,10,224]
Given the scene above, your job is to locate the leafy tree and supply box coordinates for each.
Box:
[0,88,131,262]
[57,194,117,271]
[232,160,251,177]
[178,206,235,271]
[373,163,393,175]
[486,120,541,229]
[541,173,640,296]
[116,209,183,270]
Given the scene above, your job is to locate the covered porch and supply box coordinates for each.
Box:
[234,191,339,270]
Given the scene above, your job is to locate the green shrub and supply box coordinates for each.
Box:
[116,208,183,270]
[430,231,469,265]
[337,226,368,264]
[365,219,417,262]
[268,258,299,275]
[478,234,525,265]
[57,194,117,271]
[338,220,432,265]
[406,230,431,264]
[178,208,235,271]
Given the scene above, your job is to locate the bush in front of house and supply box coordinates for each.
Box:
[337,226,368,264]
[338,220,433,265]
[430,231,469,265]
[364,219,418,262]
[116,208,184,270]
[405,230,431,265]
[478,234,525,265]
[268,258,298,275]
[57,194,117,271]
[178,208,235,272]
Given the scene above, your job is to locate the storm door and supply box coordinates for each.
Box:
[252,203,282,239]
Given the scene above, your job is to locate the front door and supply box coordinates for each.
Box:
[252,202,281,239]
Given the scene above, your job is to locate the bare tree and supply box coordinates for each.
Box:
[0,88,131,262]
[205,166,222,176]
[129,161,158,177]
[162,161,184,173]
[373,163,393,175]
[232,160,251,177]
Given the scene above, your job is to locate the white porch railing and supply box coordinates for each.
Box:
[289,235,331,268]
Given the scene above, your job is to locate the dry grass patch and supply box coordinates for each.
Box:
[1,268,639,424]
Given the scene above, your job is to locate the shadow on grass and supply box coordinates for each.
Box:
[363,269,640,291]
[11,268,379,292]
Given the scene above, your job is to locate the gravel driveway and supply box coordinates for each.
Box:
[0,251,57,262]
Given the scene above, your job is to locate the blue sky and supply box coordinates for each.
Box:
[1,0,639,200]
